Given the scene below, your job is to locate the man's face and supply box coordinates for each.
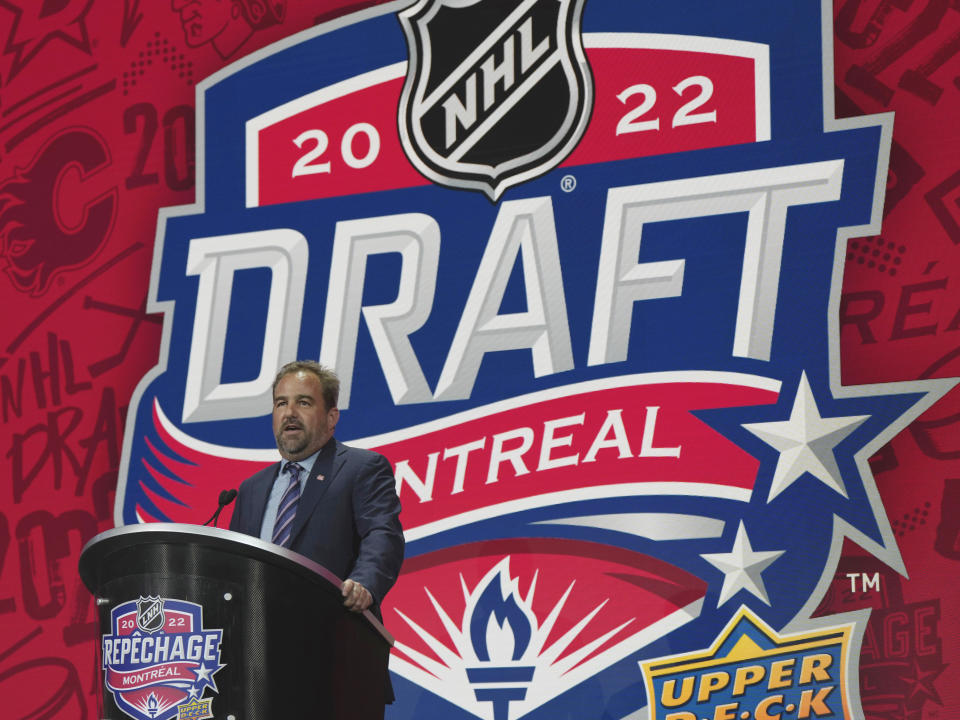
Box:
[272,371,339,461]
[171,0,233,47]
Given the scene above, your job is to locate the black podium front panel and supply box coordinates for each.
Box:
[79,524,392,720]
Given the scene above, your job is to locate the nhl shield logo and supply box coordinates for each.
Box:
[398,0,593,199]
[136,595,165,634]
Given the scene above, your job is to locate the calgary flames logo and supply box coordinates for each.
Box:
[0,128,116,296]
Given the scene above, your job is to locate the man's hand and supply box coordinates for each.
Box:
[342,578,372,612]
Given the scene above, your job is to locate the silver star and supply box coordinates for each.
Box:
[743,371,868,502]
[701,521,784,606]
[193,663,212,683]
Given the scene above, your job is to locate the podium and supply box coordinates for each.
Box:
[79,523,393,720]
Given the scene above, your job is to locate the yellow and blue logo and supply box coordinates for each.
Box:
[177,697,214,720]
[641,607,854,720]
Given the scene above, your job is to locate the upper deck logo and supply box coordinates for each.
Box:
[398,0,592,199]
[641,607,855,720]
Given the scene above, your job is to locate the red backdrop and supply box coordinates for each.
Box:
[0,1,957,717]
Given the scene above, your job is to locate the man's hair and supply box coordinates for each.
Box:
[272,361,339,409]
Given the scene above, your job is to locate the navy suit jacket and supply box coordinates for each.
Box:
[229,437,404,611]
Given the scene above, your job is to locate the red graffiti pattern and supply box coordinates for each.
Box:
[0,1,958,717]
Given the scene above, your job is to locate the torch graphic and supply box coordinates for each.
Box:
[146,692,161,717]
[466,566,537,720]
[390,553,637,720]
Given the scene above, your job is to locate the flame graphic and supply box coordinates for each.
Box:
[0,130,115,296]
[470,569,534,662]
[392,557,635,720]
[136,691,162,717]
[127,687,185,718]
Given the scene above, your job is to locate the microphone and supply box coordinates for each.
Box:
[204,489,238,527]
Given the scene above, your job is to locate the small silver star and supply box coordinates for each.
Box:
[743,371,868,502]
[701,522,784,606]
[193,663,212,683]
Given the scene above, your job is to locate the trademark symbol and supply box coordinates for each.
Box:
[845,571,881,593]
[561,174,577,192]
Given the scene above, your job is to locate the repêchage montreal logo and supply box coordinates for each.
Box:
[102,597,224,720]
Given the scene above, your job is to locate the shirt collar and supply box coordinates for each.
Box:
[284,447,322,481]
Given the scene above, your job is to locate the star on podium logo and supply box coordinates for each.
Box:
[191,662,221,694]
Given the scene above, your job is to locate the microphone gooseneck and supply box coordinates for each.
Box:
[204,489,238,527]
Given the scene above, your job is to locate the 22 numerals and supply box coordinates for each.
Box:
[616,75,717,136]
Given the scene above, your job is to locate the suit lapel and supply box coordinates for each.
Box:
[289,438,343,546]
[250,463,280,535]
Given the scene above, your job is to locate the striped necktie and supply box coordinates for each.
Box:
[272,462,302,548]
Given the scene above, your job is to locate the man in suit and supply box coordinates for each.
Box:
[229,360,404,615]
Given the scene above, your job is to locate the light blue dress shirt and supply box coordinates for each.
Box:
[259,448,322,542]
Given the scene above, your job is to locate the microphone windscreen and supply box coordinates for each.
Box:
[218,488,238,506]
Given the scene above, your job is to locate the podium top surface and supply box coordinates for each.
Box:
[80,522,393,644]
